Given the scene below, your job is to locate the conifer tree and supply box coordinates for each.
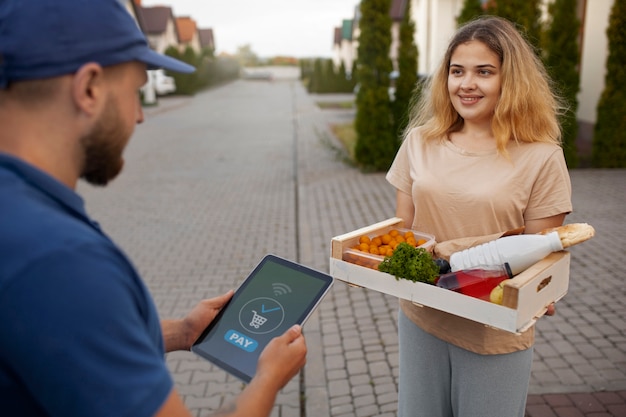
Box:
[457,0,486,26]
[592,0,626,167]
[354,0,395,171]
[324,59,337,93]
[165,46,198,95]
[338,61,351,93]
[392,0,418,138]
[308,58,324,93]
[487,0,542,50]
[543,0,580,168]
[350,60,358,91]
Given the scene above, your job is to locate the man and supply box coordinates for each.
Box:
[0,1,307,416]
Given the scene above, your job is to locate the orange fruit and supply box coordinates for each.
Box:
[359,242,369,251]
[404,231,414,239]
[395,235,405,243]
[359,235,371,245]
[372,236,382,247]
[417,238,427,246]
[381,234,392,244]
[389,229,400,237]
[406,237,417,246]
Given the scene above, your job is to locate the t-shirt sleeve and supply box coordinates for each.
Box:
[386,135,413,195]
[524,147,573,221]
[0,243,173,417]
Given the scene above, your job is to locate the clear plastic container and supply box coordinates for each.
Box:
[436,264,512,301]
[342,228,435,270]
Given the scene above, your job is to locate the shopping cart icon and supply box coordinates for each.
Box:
[250,310,268,329]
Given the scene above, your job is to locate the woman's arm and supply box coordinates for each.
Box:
[524,213,567,235]
[395,189,415,229]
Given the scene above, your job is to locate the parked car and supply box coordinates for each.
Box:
[142,69,176,96]
[240,68,273,81]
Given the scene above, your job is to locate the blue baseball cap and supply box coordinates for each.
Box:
[0,0,195,88]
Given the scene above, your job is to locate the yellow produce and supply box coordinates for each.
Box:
[489,280,508,304]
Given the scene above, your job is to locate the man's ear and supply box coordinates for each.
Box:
[71,62,106,117]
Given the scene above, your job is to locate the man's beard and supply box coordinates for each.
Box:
[80,98,128,186]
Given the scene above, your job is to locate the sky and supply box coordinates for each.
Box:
[141,0,359,58]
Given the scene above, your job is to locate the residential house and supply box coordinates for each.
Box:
[340,0,612,143]
[408,0,613,142]
[176,17,201,54]
[332,27,342,68]
[198,28,215,52]
[576,0,613,142]
[332,19,355,74]
[337,0,408,75]
[136,5,180,54]
[389,0,411,73]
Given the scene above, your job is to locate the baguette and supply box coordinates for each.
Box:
[539,223,595,248]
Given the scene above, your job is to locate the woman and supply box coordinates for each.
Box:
[386,16,572,417]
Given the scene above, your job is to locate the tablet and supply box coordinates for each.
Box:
[191,254,334,383]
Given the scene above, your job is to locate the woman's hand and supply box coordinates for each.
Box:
[162,290,234,352]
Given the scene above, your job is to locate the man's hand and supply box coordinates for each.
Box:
[162,290,234,352]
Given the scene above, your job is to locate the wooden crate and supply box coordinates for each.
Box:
[330,218,570,333]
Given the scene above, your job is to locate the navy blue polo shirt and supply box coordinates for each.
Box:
[0,154,173,417]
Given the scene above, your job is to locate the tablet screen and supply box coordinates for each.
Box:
[191,254,333,382]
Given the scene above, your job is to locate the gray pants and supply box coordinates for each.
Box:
[397,309,532,417]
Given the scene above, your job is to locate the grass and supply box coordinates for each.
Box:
[330,122,357,162]
[316,101,355,110]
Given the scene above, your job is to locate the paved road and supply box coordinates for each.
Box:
[78,69,626,417]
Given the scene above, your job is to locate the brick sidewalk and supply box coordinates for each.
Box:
[526,391,626,417]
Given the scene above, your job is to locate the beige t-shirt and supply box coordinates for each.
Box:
[386,128,572,354]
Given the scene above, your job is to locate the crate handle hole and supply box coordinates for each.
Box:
[536,276,552,292]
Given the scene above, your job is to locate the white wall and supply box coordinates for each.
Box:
[412,0,463,75]
[578,0,612,124]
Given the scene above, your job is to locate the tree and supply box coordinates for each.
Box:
[337,61,353,93]
[392,0,419,138]
[236,44,259,67]
[323,59,337,93]
[543,0,581,168]
[487,0,542,50]
[592,0,626,168]
[457,0,486,27]
[164,46,198,95]
[308,58,323,93]
[354,0,396,171]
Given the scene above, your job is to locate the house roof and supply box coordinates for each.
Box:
[175,16,197,43]
[341,19,353,41]
[137,6,174,35]
[390,0,408,21]
[334,27,342,45]
[198,28,214,49]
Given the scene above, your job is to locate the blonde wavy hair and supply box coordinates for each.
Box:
[406,16,565,153]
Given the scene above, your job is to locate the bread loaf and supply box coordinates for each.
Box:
[539,223,595,248]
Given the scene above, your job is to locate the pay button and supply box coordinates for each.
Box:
[225,329,258,352]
